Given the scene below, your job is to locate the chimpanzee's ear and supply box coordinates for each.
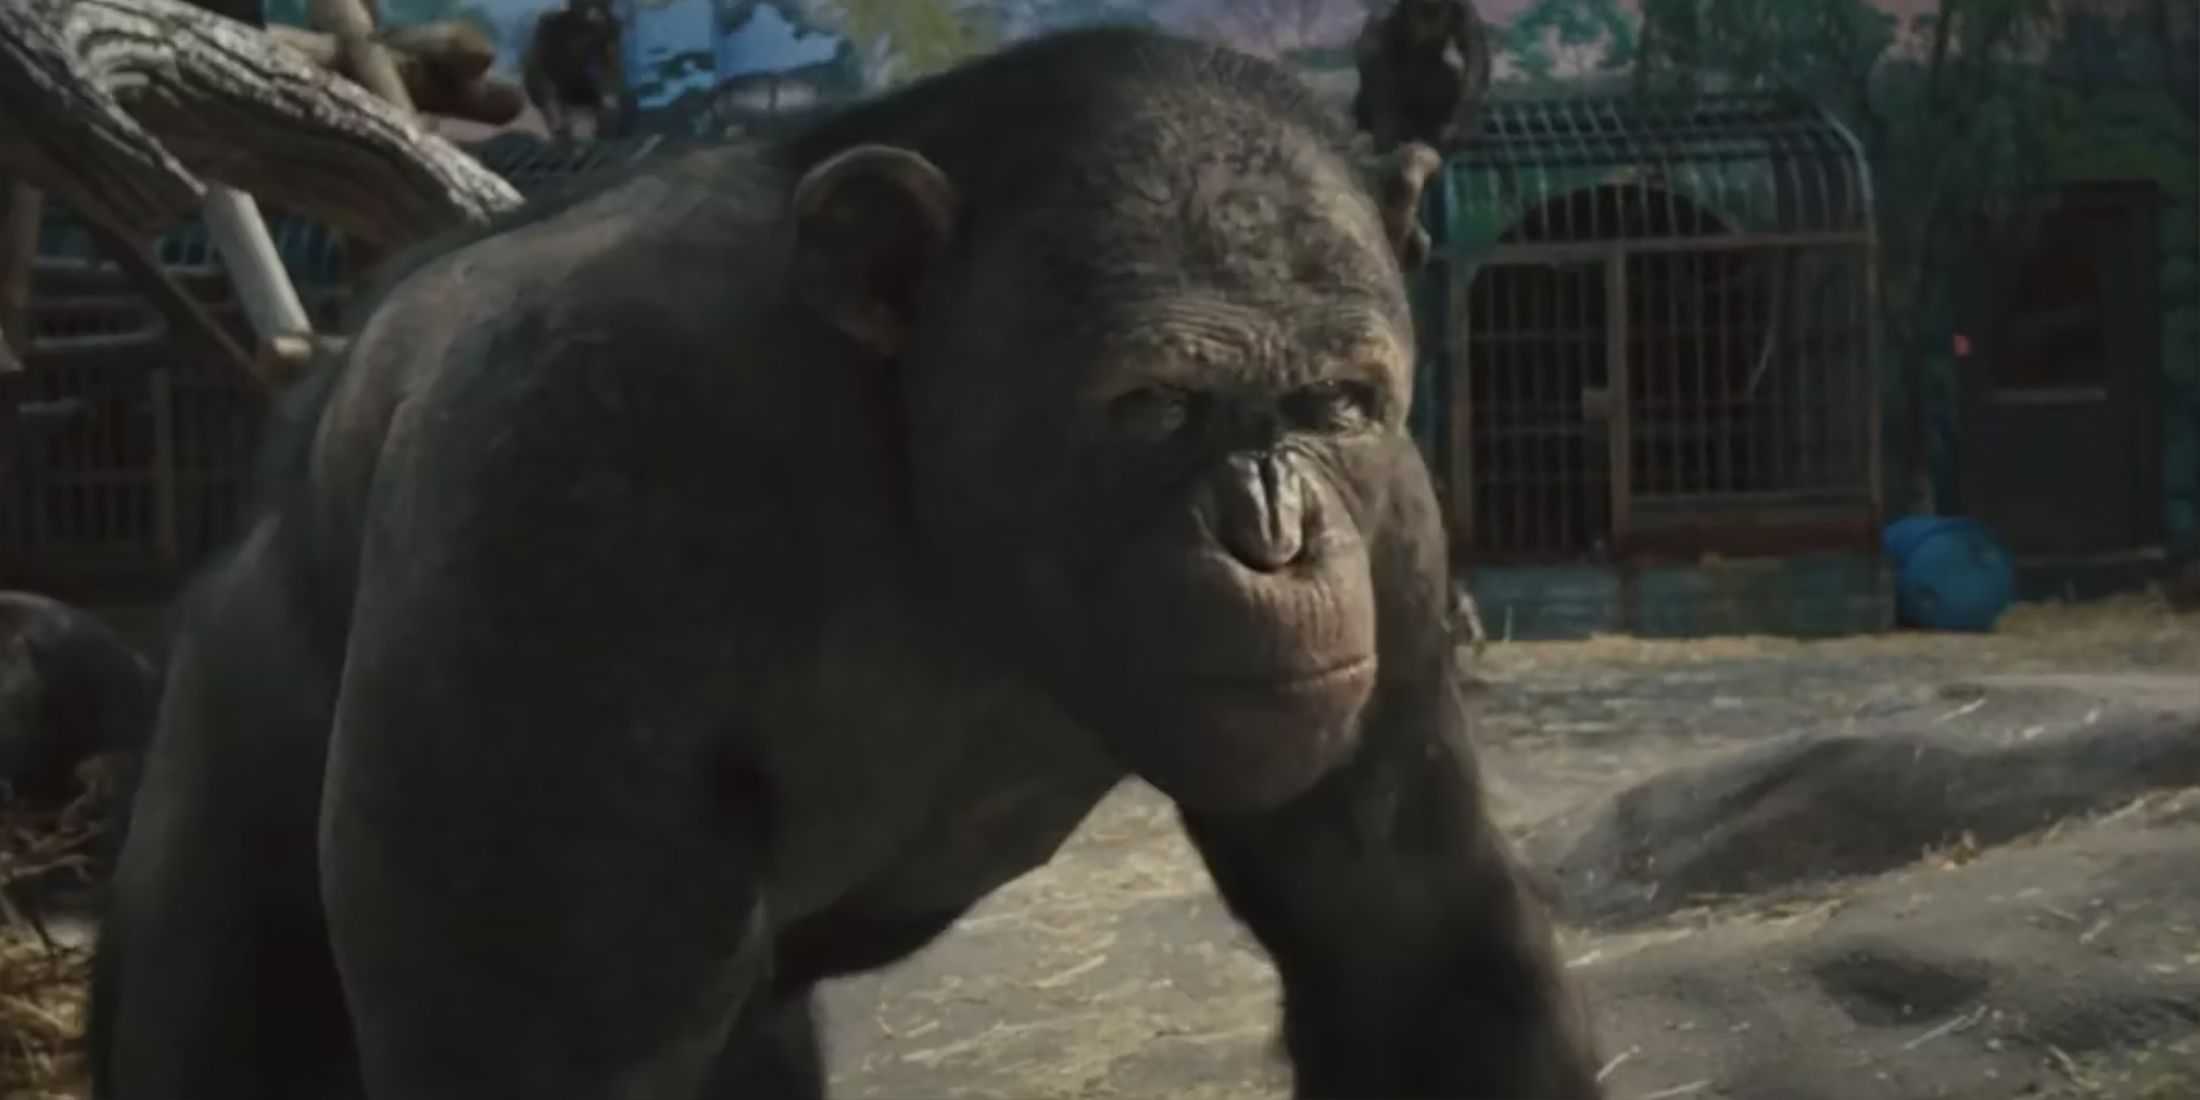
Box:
[1362,141,1442,272]
[791,143,961,358]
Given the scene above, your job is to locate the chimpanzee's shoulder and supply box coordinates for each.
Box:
[346,142,784,327]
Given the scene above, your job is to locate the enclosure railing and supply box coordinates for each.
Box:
[1421,91,1882,564]
[1,133,665,601]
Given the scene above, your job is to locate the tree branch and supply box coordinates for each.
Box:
[0,0,523,246]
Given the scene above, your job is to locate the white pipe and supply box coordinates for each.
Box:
[200,185,313,341]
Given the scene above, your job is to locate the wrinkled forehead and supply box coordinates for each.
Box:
[1021,120,1408,342]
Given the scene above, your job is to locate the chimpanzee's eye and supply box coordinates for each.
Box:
[1107,386,1198,443]
[1283,379,1381,433]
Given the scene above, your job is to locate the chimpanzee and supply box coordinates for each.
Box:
[1352,0,1494,154]
[91,26,1604,1100]
[0,591,159,805]
[521,0,624,143]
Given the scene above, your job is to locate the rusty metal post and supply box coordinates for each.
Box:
[0,182,40,371]
[149,367,180,564]
[1446,261,1477,554]
[1604,249,1632,548]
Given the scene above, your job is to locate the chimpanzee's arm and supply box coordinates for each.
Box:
[1179,457,1602,1100]
[1181,672,1601,1098]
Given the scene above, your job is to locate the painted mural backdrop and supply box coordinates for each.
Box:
[258,0,2198,548]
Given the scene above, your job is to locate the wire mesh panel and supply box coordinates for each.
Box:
[163,365,267,561]
[3,202,353,589]
[22,289,165,353]
[0,359,267,574]
[1460,258,1611,560]
[0,359,158,556]
[1434,92,1879,561]
[4,136,682,596]
[1625,241,1875,504]
[1444,92,1873,250]
[465,132,666,197]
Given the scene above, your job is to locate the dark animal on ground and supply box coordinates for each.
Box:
[92,26,1603,1100]
[0,591,158,805]
[1351,0,1494,154]
[521,0,624,143]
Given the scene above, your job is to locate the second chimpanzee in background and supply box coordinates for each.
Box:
[1352,0,1494,154]
[521,0,624,143]
[0,591,158,806]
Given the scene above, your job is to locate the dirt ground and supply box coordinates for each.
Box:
[4,594,2197,1099]
[816,594,2200,1100]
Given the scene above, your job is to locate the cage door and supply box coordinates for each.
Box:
[1611,238,1882,559]
[1452,256,1619,561]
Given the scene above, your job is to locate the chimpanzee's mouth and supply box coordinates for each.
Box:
[1184,654,1377,695]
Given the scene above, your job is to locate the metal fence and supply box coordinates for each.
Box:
[1423,92,1881,563]
[1,134,662,599]
[0,343,266,581]
[0,224,344,596]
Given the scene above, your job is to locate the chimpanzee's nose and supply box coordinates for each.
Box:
[1212,451,1308,572]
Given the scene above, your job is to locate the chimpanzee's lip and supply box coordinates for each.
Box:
[1183,654,1377,693]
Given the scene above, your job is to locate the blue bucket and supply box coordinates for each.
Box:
[1881,516,2015,632]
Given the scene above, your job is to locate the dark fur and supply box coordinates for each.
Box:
[0,591,158,938]
[521,0,624,142]
[1351,0,1494,153]
[0,591,158,803]
[92,27,1601,1100]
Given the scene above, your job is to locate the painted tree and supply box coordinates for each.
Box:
[1152,0,1363,59]
[1501,0,1635,87]
[712,0,840,83]
[379,0,492,28]
[2036,0,2200,548]
[266,0,492,34]
[990,0,1155,40]
[807,0,998,86]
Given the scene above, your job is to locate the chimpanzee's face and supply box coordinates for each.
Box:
[901,120,1418,813]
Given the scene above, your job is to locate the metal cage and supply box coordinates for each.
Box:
[2,211,352,596]
[1,134,666,599]
[463,132,667,195]
[1419,92,1881,565]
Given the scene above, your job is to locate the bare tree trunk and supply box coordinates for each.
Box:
[0,0,522,247]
